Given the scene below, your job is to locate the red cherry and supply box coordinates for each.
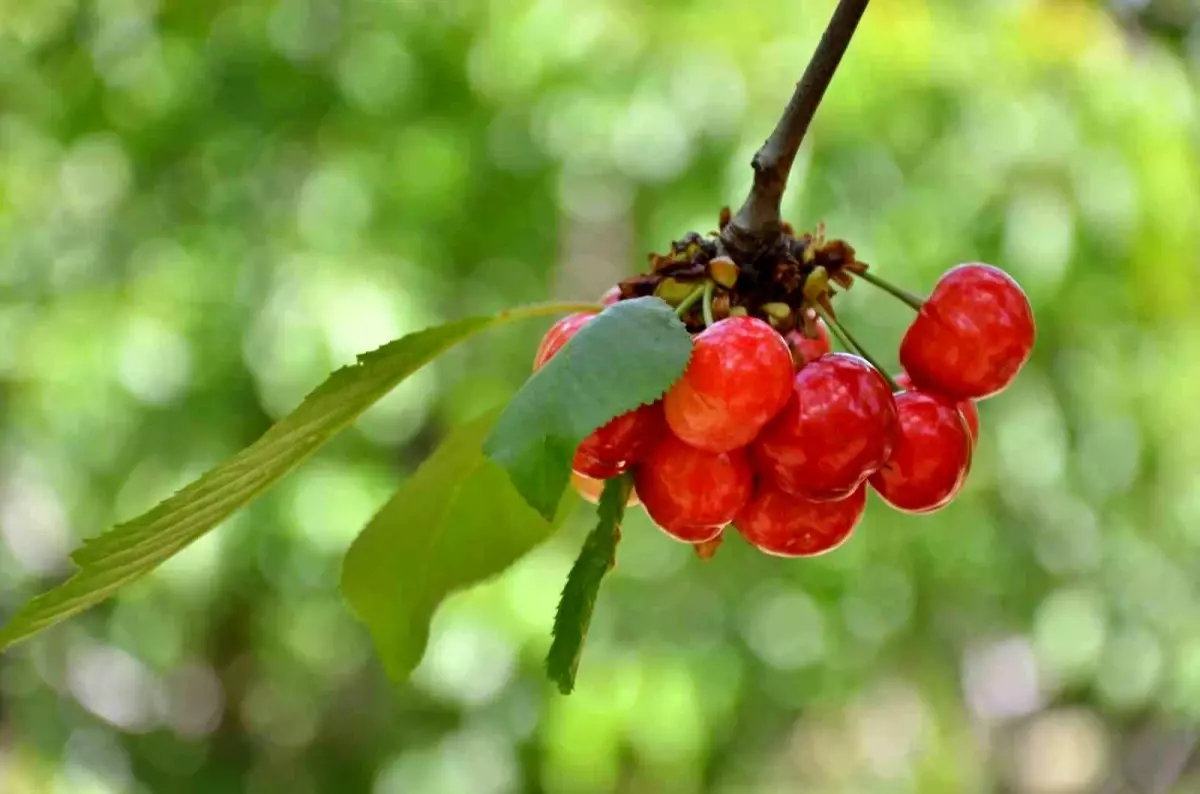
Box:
[735,483,866,557]
[570,472,640,507]
[571,403,665,478]
[894,371,979,442]
[534,312,663,478]
[783,315,831,369]
[961,402,981,442]
[533,312,595,369]
[869,390,972,513]
[601,286,621,306]
[899,263,1035,400]
[635,433,753,543]
[663,317,793,453]
[753,353,898,500]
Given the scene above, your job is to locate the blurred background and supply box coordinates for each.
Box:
[1,0,1199,791]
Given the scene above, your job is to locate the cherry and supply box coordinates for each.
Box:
[735,483,866,557]
[570,472,640,507]
[783,313,831,369]
[753,353,898,500]
[663,316,793,453]
[534,312,664,478]
[869,389,972,513]
[635,433,753,543]
[571,403,664,479]
[601,286,621,306]
[899,263,1035,400]
[533,312,594,369]
[894,371,979,442]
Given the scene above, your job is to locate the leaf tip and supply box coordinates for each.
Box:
[544,475,631,695]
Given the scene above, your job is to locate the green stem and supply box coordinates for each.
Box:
[855,270,925,312]
[813,304,901,392]
[674,285,706,318]
[497,301,606,322]
[701,281,716,328]
[819,307,854,350]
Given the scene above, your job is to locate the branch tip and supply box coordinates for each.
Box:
[722,0,871,261]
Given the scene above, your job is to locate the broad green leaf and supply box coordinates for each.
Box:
[546,474,631,694]
[0,310,568,652]
[483,297,691,519]
[340,410,574,681]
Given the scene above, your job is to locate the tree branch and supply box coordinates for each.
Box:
[721,0,871,260]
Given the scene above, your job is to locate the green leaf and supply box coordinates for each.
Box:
[0,315,513,651]
[546,475,632,694]
[483,297,691,519]
[340,410,574,681]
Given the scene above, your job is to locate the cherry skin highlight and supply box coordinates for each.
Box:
[784,316,831,369]
[534,312,664,478]
[735,483,866,557]
[753,353,898,500]
[635,433,753,543]
[895,371,979,442]
[570,472,640,507]
[663,316,794,454]
[869,390,972,513]
[899,263,1035,400]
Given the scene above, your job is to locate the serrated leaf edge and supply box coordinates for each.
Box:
[484,298,693,519]
[0,316,505,651]
[545,474,631,694]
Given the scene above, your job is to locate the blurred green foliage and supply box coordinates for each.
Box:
[1,0,1199,792]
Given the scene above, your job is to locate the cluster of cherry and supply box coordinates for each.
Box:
[537,263,1035,558]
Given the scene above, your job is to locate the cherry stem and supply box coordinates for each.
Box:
[818,307,855,353]
[813,304,901,391]
[855,270,925,312]
[674,284,706,318]
[701,281,716,328]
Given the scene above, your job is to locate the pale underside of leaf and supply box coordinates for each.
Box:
[340,411,575,681]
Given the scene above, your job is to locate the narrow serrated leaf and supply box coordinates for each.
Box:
[341,410,575,681]
[483,297,691,519]
[546,475,631,694]
[0,315,509,651]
